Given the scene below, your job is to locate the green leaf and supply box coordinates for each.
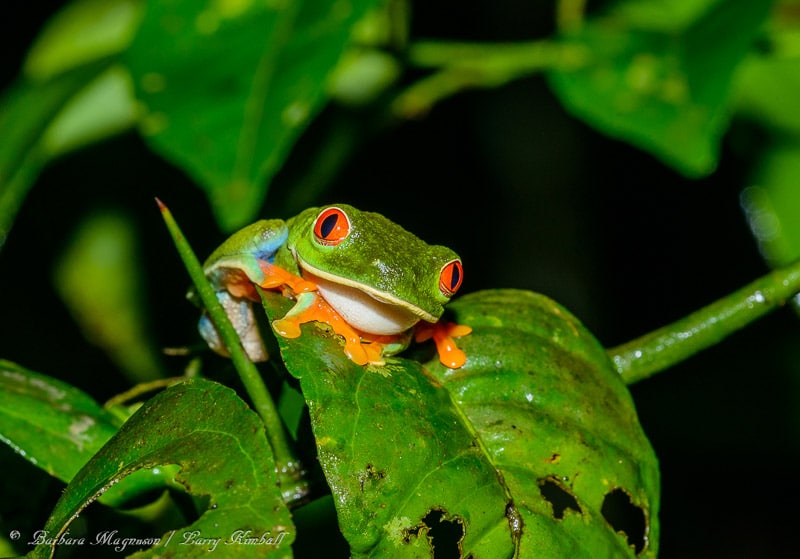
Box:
[0,359,119,481]
[0,361,180,508]
[126,0,381,231]
[734,51,800,137]
[422,290,660,558]
[261,288,660,557]
[27,378,294,559]
[548,0,773,177]
[260,292,515,558]
[23,0,142,81]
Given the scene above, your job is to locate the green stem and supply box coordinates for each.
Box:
[157,199,296,469]
[609,260,800,385]
[393,39,588,117]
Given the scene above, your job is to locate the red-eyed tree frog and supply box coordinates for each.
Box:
[196,204,471,367]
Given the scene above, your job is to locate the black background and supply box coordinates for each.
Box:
[2,2,799,557]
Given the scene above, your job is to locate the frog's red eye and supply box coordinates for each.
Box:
[313,207,351,246]
[439,259,463,297]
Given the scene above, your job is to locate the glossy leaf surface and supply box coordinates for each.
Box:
[261,291,515,558]
[0,359,119,480]
[423,290,660,558]
[0,361,182,509]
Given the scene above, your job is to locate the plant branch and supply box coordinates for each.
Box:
[156,199,297,470]
[609,259,800,385]
[392,39,589,117]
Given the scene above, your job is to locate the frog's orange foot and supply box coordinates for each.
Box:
[415,321,472,369]
[272,292,388,366]
[345,339,385,367]
[257,261,318,294]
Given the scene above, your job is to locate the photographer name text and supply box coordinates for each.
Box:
[26,528,288,553]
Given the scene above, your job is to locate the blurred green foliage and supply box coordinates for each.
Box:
[1,0,800,557]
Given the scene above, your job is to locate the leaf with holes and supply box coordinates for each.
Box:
[262,288,660,558]
[548,0,772,177]
[421,290,660,558]
[125,0,381,231]
[260,291,516,558]
[26,378,294,559]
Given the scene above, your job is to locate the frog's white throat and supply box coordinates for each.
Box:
[297,260,435,335]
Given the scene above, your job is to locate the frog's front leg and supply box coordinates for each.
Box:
[255,260,317,296]
[272,292,386,366]
[209,255,316,301]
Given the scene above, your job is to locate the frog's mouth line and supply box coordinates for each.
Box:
[296,257,437,335]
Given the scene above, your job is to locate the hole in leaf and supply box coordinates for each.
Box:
[538,477,581,519]
[601,488,648,555]
[403,508,465,559]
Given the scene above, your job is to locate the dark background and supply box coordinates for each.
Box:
[2,2,799,557]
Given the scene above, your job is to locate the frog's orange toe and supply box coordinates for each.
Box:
[272,317,302,338]
[435,336,468,368]
[441,348,467,369]
[414,321,471,369]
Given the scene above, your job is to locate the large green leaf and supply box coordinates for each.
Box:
[261,289,660,558]
[260,291,515,558]
[0,359,120,480]
[126,0,380,231]
[26,378,294,559]
[0,360,177,509]
[548,0,773,176]
[423,290,660,558]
